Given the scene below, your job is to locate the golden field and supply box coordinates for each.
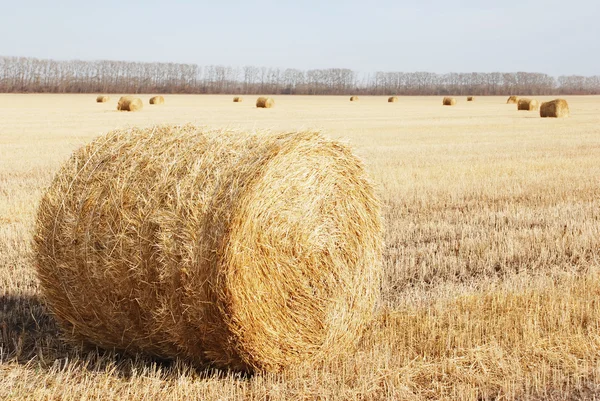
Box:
[1,94,600,400]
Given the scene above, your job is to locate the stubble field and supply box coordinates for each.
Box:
[1,94,600,400]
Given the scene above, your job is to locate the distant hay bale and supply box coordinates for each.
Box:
[350,96,359,101]
[117,96,143,112]
[517,98,539,111]
[233,96,243,102]
[443,97,456,106]
[149,96,164,105]
[34,125,383,373]
[388,96,398,103]
[256,96,275,108]
[507,96,519,104]
[96,95,110,103]
[540,99,570,118]
[467,96,474,101]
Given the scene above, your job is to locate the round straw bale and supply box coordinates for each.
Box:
[507,96,519,104]
[96,95,110,103]
[388,96,398,103]
[256,96,274,108]
[443,97,456,106]
[350,96,359,101]
[540,99,570,118]
[149,96,165,105]
[467,96,474,101]
[117,96,143,111]
[233,96,243,102]
[34,125,383,373]
[517,98,539,111]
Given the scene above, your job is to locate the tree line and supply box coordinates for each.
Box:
[1,56,598,96]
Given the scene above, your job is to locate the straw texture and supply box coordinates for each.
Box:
[517,98,540,111]
[256,97,274,108]
[117,96,143,111]
[149,96,164,105]
[34,125,383,373]
[443,97,456,106]
[540,99,570,118]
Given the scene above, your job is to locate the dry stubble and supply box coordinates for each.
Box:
[1,94,600,400]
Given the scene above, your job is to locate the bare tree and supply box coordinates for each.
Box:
[0,56,596,96]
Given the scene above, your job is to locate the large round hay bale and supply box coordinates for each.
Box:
[149,96,164,105]
[256,96,274,108]
[540,99,570,118]
[467,96,474,101]
[117,96,143,111]
[350,96,359,101]
[507,96,519,104]
[233,96,243,102]
[34,125,383,373]
[388,96,398,103]
[443,97,456,106]
[96,95,110,103]
[517,98,539,111]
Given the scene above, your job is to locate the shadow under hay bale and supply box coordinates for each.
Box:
[34,125,383,373]
[117,96,143,112]
[540,99,570,118]
[0,293,225,378]
[443,97,456,106]
[149,96,164,105]
[96,95,110,103]
[255,97,274,108]
[0,294,60,363]
[517,98,539,111]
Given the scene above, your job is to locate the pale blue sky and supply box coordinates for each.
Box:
[1,0,598,75]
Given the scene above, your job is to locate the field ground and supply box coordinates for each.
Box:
[1,94,600,400]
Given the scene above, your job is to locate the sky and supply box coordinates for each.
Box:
[1,0,599,76]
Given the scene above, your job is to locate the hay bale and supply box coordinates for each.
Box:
[350,96,359,101]
[117,96,143,112]
[467,96,474,101]
[149,96,164,105]
[507,96,519,104]
[34,125,382,373]
[540,99,570,118]
[388,96,398,103]
[517,98,539,111]
[233,96,243,102]
[443,97,456,106]
[96,95,110,103]
[256,96,274,108]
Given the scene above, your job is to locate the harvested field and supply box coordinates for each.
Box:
[1,94,600,400]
